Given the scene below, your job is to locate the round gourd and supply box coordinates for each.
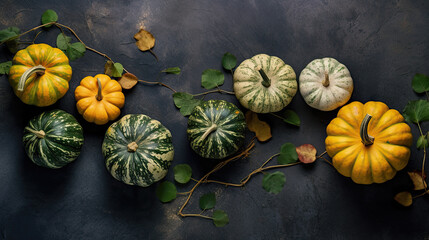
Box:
[233,54,297,113]
[102,114,174,187]
[299,57,353,111]
[23,109,84,168]
[187,100,246,159]
[75,74,125,125]
[325,101,413,184]
[8,43,72,106]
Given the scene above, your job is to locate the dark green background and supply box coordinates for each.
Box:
[0,0,428,239]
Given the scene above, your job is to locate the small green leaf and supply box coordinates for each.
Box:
[172,92,203,116]
[155,181,177,203]
[66,42,86,61]
[412,73,429,94]
[417,135,428,149]
[212,210,229,227]
[173,164,192,184]
[161,67,181,75]
[0,61,12,75]
[201,69,224,90]
[0,27,20,43]
[278,143,298,164]
[41,9,58,27]
[56,33,71,51]
[403,100,429,124]
[222,52,237,70]
[199,192,216,210]
[112,62,124,77]
[262,171,286,194]
[282,109,300,126]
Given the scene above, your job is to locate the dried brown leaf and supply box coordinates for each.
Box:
[296,144,317,164]
[394,191,412,207]
[134,28,155,51]
[118,73,139,90]
[104,60,114,77]
[245,111,271,142]
[407,171,427,191]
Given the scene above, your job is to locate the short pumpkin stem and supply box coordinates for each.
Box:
[17,65,46,92]
[127,142,139,152]
[96,78,103,101]
[258,69,271,88]
[360,114,374,146]
[322,72,330,87]
[200,123,218,142]
[25,127,46,139]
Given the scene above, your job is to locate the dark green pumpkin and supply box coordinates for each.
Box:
[102,114,174,187]
[23,109,84,168]
[187,100,246,159]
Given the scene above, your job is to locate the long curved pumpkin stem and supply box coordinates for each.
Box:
[200,123,218,142]
[360,114,374,146]
[17,65,46,92]
[96,78,103,101]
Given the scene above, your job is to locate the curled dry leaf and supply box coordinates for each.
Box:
[134,28,155,51]
[118,73,139,90]
[296,144,317,164]
[407,171,427,191]
[394,191,412,207]
[245,111,271,142]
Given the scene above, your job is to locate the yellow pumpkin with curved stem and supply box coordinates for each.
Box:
[75,74,125,125]
[325,101,413,184]
[8,43,72,106]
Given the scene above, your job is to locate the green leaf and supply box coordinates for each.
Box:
[0,27,20,43]
[222,52,237,70]
[41,9,58,27]
[201,69,224,90]
[172,92,203,116]
[173,164,192,184]
[56,33,71,51]
[412,73,429,94]
[282,109,300,126]
[403,100,429,124]
[199,192,216,210]
[0,61,12,75]
[212,210,229,227]
[161,67,181,75]
[277,143,298,164]
[112,62,124,77]
[262,171,286,194]
[417,135,428,149]
[155,181,177,203]
[66,42,86,61]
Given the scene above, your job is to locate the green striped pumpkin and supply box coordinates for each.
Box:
[187,100,246,159]
[299,58,353,111]
[23,109,84,168]
[233,54,297,113]
[102,114,174,187]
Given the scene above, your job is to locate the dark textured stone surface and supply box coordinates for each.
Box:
[0,1,428,239]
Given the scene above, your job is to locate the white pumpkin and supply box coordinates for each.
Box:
[299,58,353,111]
[233,54,297,113]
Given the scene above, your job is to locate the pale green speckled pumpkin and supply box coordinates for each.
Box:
[233,54,297,113]
[102,114,174,187]
[299,57,353,111]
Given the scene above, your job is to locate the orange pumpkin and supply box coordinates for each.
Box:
[75,74,125,125]
[325,101,413,184]
[8,43,72,106]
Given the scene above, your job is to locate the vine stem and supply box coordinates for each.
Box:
[137,79,176,93]
[192,89,235,97]
[0,21,56,46]
[417,122,427,192]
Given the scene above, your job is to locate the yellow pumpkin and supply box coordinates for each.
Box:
[325,101,413,184]
[75,74,125,125]
[8,43,72,106]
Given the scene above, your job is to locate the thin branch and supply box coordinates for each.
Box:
[192,88,235,97]
[137,79,176,93]
[178,213,213,220]
[0,21,56,46]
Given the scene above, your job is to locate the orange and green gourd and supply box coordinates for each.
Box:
[325,101,413,184]
[8,43,72,107]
